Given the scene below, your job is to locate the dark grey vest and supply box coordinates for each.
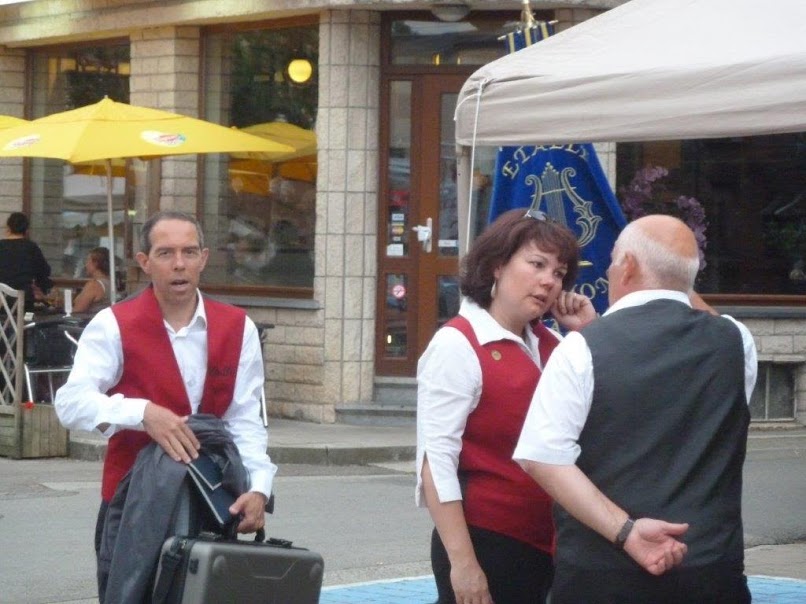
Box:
[555,299,749,570]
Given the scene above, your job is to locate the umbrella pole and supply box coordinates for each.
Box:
[105,159,117,304]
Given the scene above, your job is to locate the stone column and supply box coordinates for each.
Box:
[0,47,26,216]
[129,26,201,214]
[319,9,379,418]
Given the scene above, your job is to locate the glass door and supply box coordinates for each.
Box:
[377,75,485,375]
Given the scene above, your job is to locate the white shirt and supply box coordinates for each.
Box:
[513,290,758,466]
[415,298,561,506]
[54,290,277,497]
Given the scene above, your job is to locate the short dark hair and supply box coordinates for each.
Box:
[460,208,580,309]
[7,212,29,235]
[88,247,110,275]
[139,210,205,254]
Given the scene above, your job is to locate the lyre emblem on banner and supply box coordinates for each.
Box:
[524,162,603,247]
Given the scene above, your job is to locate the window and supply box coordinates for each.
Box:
[28,41,136,290]
[749,362,796,421]
[202,21,318,293]
[617,135,806,296]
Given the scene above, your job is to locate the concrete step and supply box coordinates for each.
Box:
[335,404,416,426]
[333,377,418,426]
[372,376,417,407]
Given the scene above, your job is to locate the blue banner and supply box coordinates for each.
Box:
[488,144,627,316]
[502,21,555,52]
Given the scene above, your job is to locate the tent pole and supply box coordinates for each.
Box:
[456,145,471,257]
[105,159,117,304]
[521,0,535,28]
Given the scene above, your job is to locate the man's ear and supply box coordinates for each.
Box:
[621,252,639,283]
[135,251,149,274]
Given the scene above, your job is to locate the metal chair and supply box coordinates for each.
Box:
[23,317,85,404]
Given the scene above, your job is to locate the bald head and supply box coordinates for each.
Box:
[633,215,699,261]
[610,215,700,297]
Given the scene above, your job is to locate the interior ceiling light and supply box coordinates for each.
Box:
[287,58,313,84]
[431,1,471,22]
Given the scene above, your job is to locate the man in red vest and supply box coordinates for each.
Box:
[56,210,276,597]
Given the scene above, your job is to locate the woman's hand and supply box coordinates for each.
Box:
[550,291,597,331]
[450,556,494,604]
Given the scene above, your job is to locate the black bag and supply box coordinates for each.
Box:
[152,530,324,604]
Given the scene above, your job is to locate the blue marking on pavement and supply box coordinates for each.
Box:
[320,575,806,604]
[750,575,806,603]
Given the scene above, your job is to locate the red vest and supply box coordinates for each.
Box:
[101,287,245,501]
[450,315,559,553]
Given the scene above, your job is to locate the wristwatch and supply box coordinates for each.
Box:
[614,518,635,549]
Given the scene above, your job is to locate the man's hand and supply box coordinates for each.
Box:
[551,291,597,331]
[449,556,494,604]
[142,402,200,463]
[623,518,689,575]
[230,492,268,533]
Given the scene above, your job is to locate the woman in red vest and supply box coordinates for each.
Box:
[416,208,596,604]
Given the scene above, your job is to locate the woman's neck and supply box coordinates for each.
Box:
[488,303,528,339]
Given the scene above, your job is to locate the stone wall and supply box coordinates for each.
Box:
[0,47,25,219]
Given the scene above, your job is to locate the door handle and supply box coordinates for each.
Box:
[412,217,433,253]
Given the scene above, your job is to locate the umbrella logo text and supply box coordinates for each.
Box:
[140,130,187,148]
[3,134,41,151]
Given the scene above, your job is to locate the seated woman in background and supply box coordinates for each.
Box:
[72,247,111,314]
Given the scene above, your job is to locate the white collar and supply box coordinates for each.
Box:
[459,298,539,351]
[604,289,691,316]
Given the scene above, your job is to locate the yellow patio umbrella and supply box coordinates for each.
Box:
[229,154,317,195]
[229,122,317,193]
[0,97,294,302]
[236,122,317,162]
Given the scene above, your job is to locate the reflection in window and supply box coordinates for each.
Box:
[29,43,132,286]
[384,273,408,357]
[437,275,459,327]
[203,23,318,290]
[387,81,412,258]
[617,134,806,295]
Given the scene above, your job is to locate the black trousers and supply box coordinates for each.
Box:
[94,500,110,604]
[550,560,751,604]
[431,526,554,604]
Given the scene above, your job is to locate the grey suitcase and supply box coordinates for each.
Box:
[152,531,324,604]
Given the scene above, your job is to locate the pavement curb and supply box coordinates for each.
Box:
[270,445,416,466]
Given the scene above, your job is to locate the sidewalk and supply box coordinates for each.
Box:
[67,417,417,465]
[65,420,806,602]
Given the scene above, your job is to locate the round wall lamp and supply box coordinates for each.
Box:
[431,1,471,22]
[287,58,314,84]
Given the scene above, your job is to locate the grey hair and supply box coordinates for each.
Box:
[614,221,699,292]
[139,210,205,254]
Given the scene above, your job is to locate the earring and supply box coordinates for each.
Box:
[490,280,498,299]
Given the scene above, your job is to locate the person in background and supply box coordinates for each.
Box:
[416,207,596,604]
[72,247,112,314]
[0,211,53,310]
[514,215,757,604]
[55,210,276,601]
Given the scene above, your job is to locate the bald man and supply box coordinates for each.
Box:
[514,215,758,604]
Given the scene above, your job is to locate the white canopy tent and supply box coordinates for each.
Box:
[454,0,806,252]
